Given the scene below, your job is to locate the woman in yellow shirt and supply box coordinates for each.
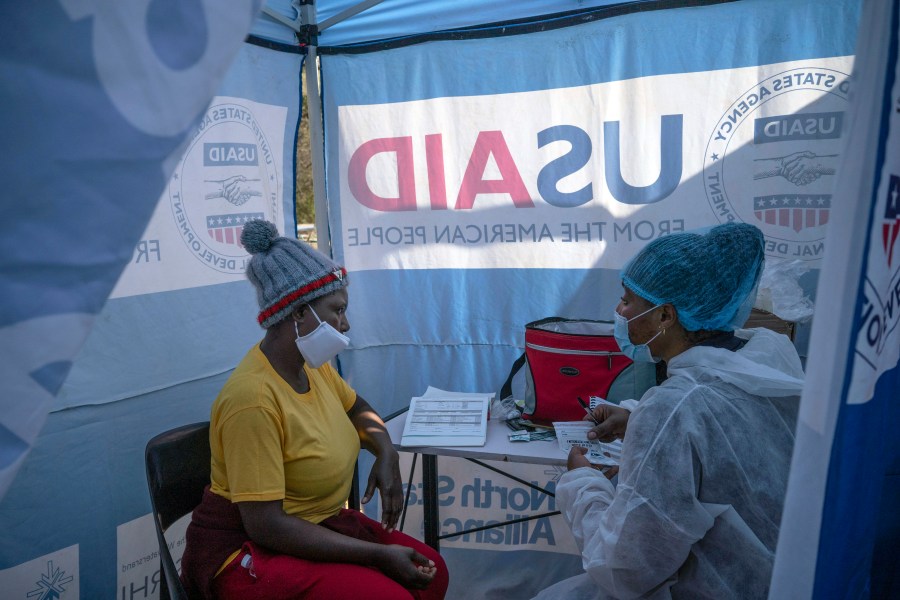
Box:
[180,219,448,600]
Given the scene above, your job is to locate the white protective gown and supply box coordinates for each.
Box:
[534,328,804,600]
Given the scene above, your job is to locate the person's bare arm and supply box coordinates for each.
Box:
[347,395,404,530]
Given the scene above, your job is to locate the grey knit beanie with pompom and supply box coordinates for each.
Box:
[241,220,347,328]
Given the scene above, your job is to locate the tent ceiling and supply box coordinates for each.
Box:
[254,0,650,48]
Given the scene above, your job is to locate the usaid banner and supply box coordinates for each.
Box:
[109,95,287,299]
[320,0,859,439]
[55,41,300,413]
[334,57,850,272]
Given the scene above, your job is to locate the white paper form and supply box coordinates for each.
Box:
[552,421,623,467]
[400,389,491,447]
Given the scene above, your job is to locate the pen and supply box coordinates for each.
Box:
[577,397,601,425]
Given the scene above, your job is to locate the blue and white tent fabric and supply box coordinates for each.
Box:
[0,0,261,500]
[0,2,307,597]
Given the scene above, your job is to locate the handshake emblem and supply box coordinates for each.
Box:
[205,175,263,206]
[754,151,837,186]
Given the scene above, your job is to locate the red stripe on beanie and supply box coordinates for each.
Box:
[257,268,347,325]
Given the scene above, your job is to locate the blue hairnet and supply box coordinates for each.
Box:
[621,223,765,332]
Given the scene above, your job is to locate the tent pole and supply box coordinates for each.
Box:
[299,2,331,255]
[261,5,300,31]
[274,0,384,254]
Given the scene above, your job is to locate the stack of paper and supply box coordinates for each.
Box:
[400,387,492,447]
[552,421,623,466]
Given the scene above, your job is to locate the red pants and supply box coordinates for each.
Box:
[211,510,448,600]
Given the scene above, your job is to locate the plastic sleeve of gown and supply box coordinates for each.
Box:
[556,393,718,599]
[554,328,803,599]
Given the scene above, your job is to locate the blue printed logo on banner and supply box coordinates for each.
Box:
[883,175,900,266]
[857,276,900,367]
[856,174,900,371]
[856,172,900,376]
[28,560,73,600]
[169,103,279,274]
[704,67,850,260]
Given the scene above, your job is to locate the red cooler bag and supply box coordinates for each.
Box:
[499,317,656,424]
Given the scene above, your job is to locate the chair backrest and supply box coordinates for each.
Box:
[145,422,210,600]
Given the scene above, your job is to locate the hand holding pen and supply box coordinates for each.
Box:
[577,396,630,442]
[577,397,601,424]
[572,397,621,479]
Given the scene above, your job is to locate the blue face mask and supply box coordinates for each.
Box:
[613,305,663,363]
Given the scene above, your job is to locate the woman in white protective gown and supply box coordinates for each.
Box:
[534,223,804,600]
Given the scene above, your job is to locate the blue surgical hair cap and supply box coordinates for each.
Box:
[620,223,765,332]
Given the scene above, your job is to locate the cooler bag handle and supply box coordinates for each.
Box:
[499,352,527,404]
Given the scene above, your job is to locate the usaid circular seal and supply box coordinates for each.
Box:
[169,102,279,274]
[703,67,850,261]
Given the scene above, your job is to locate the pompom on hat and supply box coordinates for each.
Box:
[241,220,347,328]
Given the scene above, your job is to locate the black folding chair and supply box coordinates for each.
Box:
[145,422,210,600]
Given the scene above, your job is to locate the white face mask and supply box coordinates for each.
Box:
[294,305,350,368]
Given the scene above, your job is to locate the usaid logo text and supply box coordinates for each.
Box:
[754,112,843,144]
[348,116,684,211]
[204,143,258,166]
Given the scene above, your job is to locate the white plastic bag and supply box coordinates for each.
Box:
[754,258,815,322]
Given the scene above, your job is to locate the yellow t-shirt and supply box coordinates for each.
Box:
[209,343,360,524]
